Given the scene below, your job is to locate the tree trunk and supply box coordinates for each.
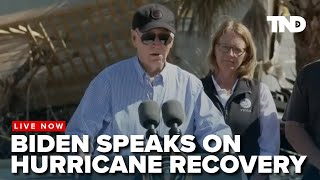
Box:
[242,0,278,80]
[288,0,320,72]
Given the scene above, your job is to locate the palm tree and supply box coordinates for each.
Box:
[286,0,320,72]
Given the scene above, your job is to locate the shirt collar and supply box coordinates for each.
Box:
[211,75,238,94]
[133,56,168,86]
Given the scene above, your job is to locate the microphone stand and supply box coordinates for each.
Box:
[143,124,188,180]
[145,124,158,139]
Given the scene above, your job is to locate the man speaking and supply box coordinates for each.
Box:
[66,3,232,155]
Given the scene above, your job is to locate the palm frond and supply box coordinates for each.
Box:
[0,134,11,141]
[177,0,241,33]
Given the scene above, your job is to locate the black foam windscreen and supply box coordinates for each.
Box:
[162,100,184,127]
[138,100,160,129]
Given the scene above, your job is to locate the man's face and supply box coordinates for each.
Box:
[131,28,174,76]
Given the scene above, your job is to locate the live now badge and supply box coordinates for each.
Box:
[11,120,66,132]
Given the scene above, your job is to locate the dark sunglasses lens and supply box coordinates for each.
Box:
[140,32,172,45]
[158,34,172,45]
[141,33,156,45]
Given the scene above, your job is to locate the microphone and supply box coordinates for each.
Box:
[138,100,160,139]
[160,100,187,180]
[161,100,185,137]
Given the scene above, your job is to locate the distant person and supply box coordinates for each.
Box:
[284,60,320,180]
[201,19,280,180]
[66,3,232,155]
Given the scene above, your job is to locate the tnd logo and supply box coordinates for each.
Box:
[267,16,306,33]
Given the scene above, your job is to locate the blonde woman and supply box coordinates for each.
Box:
[201,19,280,180]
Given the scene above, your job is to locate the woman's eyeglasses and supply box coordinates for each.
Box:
[217,43,246,57]
[136,30,174,46]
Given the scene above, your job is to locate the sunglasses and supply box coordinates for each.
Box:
[136,30,174,46]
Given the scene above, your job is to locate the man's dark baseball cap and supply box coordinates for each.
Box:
[132,3,176,34]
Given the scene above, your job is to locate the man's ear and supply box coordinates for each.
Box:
[168,38,174,49]
[131,29,137,48]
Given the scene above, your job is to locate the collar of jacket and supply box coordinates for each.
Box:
[203,73,252,96]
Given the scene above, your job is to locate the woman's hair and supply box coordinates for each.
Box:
[208,19,257,79]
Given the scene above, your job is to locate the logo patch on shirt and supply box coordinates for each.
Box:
[240,98,251,109]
